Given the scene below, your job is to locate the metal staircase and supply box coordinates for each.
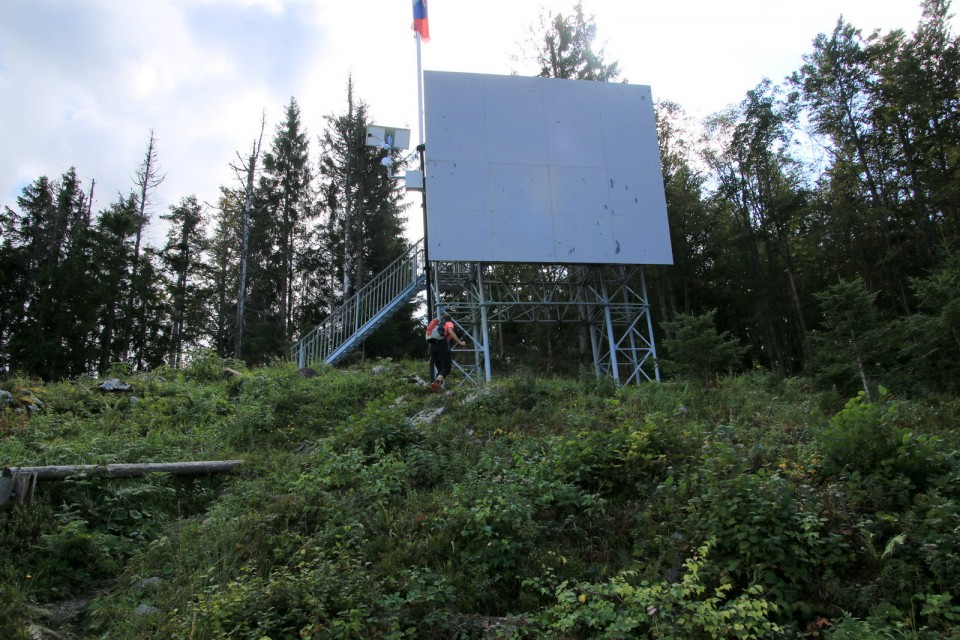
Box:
[292,238,426,367]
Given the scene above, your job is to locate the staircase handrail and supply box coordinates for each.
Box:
[292,238,425,366]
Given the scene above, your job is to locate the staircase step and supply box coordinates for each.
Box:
[292,240,427,367]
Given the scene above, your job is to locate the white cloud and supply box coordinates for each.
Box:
[0,0,952,248]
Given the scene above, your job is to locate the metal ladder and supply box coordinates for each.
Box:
[292,238,426,367]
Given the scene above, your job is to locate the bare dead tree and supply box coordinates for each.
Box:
[341,84,356,299]
[86,178,95,222]
[231,112,267,360]
[125,130,165,366]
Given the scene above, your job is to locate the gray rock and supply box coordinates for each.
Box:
[137,577,162,590]
[411,407,445,425]
[98,378,132,392]
[1,389,43,411]
[463,386,496,405]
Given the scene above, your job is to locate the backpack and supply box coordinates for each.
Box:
[425,318,444,343]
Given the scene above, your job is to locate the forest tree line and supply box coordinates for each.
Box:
[648,0,960,396]
[2,0,959,397]
[0,78,417,380]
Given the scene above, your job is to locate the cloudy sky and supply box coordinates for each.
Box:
[0,0,945,243]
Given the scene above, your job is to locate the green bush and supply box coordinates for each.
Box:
[686,453,842,618]
[827,592,960,640]
[183,550,375,639]
[433,451,595,612]
[337,400,422,455]
[538,540,784,639]
[659,310,747,383]
[547,412,671,496]
[37,519,120,598]
[818,390,945,490]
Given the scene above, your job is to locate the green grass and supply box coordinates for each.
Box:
[2,359,959,639]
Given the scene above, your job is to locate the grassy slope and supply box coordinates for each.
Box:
[1,356,959,639]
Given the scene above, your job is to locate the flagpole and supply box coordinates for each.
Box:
[415,28,435,380]
[416,32,425,148]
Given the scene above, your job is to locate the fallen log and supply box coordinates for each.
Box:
[1,460,244,506]
[4,460,244,480]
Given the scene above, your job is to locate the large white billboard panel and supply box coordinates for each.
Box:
[492,208,557,262]
[424,71,672,265]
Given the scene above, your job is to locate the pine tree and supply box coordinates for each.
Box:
[660,309,747,383]
[245,99,314,363]
[229,114,266,360]
[132,249,170,371]
[809,278,881,400]
[90,193,139,374]
[209,187,243,358]
[314,77,415,359]
[524,2,621,81]
[160,195,210,368]
[1,169,98,378]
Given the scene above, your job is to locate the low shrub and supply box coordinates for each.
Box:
[536,540,785,639]
[818,389,946,491]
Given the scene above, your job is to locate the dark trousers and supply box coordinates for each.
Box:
[428,340,452,379]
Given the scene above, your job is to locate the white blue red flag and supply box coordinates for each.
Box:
[413,0,429,41]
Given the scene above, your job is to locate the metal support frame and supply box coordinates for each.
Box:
[431,261,660,386]
[289,239,661,386]
[429,262,489,385]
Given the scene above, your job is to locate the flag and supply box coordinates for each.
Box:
[413,0,429,42]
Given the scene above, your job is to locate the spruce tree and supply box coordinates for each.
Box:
[245,98,314,363]
[209,188,243,358]
[91,193,139,374]
[314,77,416,359]
[1,169,98,378]
[160,195,210,368]
[527,2,621,81]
